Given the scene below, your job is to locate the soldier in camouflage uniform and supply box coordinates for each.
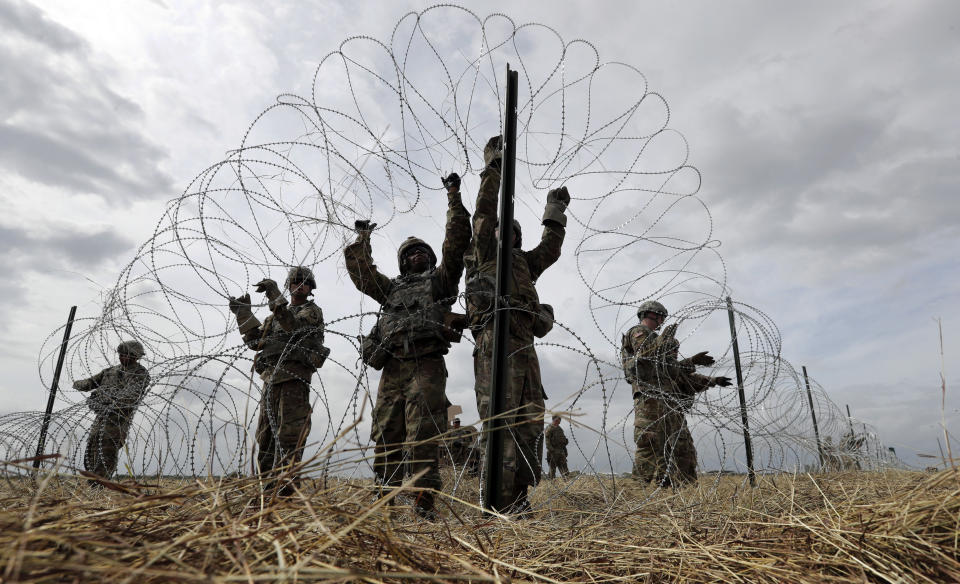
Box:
[344,174,471,519]
[658,324,731,483]
[444,418,477,468]
[622,301,719,486]
[466,135,570,513]
[229,266,328,494]
[74,340,150,480]
[545,415,569,479]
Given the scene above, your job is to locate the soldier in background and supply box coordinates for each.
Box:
[622,300,716,486]
[74,340,150,481]
[344,174,470,519]
[446,418,477,468]
[465,135,570,514]
[229,266,328,495]
[545,415,569,479]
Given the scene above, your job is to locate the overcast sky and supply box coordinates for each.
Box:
[2,0,958,473]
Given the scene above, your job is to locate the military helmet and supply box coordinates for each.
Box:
[496,219,523,248]
[117,340,145,359]
[397,236,437,273]
[637,300,668,320]
[285,266,317,289]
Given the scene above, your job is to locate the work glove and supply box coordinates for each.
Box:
[72,380,87,391]
[484,135,503,171]
[542,186,570,227]
[254,279,282,302]
[229,293,251,316]
[354,219,377,234]
[712,376,733,387]
[441,172,461,193]
[684,351,715,367]
[229,293,261,334]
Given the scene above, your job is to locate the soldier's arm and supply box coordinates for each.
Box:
[434,189,472,298]
[524,187,569,280]
[684,372,714,394]
[73,368,107,392]
[273,297,324,337]
[472,167,500,265]
[630,327,660,380]
[241,316,269,350]
[344,231,393,305]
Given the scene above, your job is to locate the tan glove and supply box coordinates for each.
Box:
[543,186,570,227]
[484,135,503,170]
[229,293,261,334]
[254,279,282,301]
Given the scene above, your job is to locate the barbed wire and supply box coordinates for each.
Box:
[2,5,903,505]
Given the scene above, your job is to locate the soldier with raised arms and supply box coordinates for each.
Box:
[73,340,150,482]
[344,173,471,520]
[466,135,570,514]
[229,266,328,495]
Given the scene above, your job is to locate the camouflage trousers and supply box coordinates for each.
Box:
[632,390,700,485]
[546,449,568,479]
[371,353,447,500]
[84,413,133,478]
[673,414,698,483]
[255,378,313,479]
[474,330,546,508]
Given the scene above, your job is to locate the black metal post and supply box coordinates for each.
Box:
[802,365,826,470]
[34,306,77,470]
[725,296,755,487]
[483,64,518,512]
[845,404,862,470]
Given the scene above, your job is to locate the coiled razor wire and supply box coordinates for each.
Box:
[2,6,904,505]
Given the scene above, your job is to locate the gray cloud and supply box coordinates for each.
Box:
[0,0,174,203]
[0,223,134,270]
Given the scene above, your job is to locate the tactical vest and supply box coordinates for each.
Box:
[377,272,451,358]
[257,303,327,371]
[465,250,540,338]
[622,324,658,388]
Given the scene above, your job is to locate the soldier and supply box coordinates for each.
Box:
[658,324,731,483]
[621,300,716,486]
[73,340,150,481]
[545,415,569,479]
[445,418,477,468]
[466,135,570,513]
[344,173,470,519]
[229,266,328,495]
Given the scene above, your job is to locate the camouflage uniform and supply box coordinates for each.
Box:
[444,424,477,467]
[545,423,569,479]
[624,323,679,484]
[235,278,327,482]
[627,320,725,485]
[466,146,567,510]
[344,189,470,509]
[74,344,150,479]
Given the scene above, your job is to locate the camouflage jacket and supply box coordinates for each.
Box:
[344,191,471,358]
[545,424,568,453]
[243,300,325,383]
[465,167,565,341]
[75,363,150,419]
[625,324,696,402]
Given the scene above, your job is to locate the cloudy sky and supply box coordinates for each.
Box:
[2,0,958,472]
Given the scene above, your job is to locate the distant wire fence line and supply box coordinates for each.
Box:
[3,5,901,494]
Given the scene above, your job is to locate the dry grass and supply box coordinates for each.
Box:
[1,463,958,583]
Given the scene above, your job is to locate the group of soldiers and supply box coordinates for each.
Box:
[69,134,730,515]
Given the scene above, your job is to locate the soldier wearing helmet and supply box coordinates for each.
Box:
[343,172,471,520]
[73,340,151,481]
[622,301,724,485]
[228,265,328,495]
[465,136,571,514]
